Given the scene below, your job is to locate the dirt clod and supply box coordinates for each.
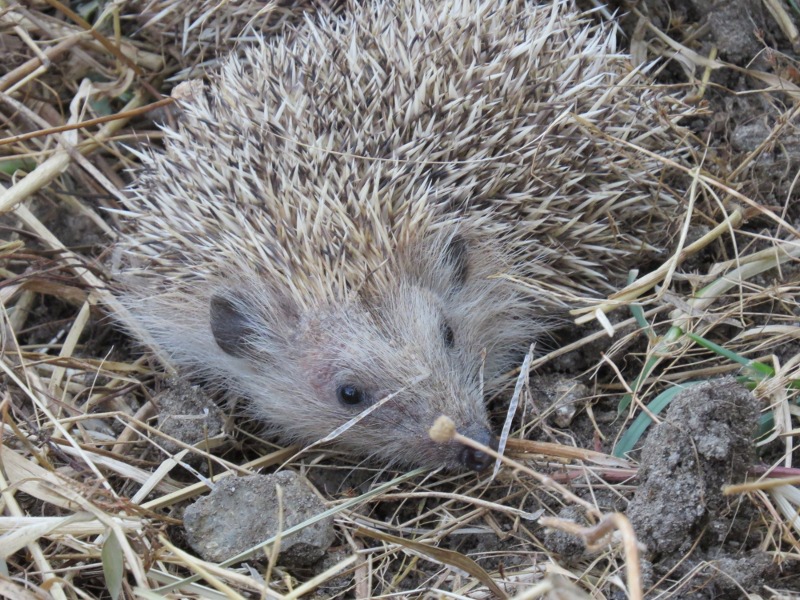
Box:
[529,375,590,428]
[695,552,777,597]
[183,471,335,566]
[155,379,226,457]
[542,506,588,564]
[627,377,758,559]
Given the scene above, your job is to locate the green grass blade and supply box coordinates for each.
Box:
[614,382,703,458]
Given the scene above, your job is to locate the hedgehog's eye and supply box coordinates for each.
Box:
[442,322,455,348]
[337,384,366,406]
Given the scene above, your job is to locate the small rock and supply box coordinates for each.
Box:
[183,471,335,567]
[730,121,771,153]
[703,0,765,65]
[529,375,589,427]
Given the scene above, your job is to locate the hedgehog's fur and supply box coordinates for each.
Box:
[119,0,693,470]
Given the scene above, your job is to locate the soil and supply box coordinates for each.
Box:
[1,0,798,598]
[613,0,800,208]
[154,378,227,461]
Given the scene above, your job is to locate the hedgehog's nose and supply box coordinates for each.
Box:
[459,425,499,471]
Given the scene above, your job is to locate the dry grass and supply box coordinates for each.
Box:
[1,0,799,598]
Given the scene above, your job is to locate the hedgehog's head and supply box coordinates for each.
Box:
[207,233,541,471]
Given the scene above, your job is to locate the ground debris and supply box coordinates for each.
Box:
[183,471,335,567]
[627,377,766,595]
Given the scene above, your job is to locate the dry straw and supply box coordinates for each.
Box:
[0,0,798,598]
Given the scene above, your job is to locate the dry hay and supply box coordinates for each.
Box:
[0,0,799,598]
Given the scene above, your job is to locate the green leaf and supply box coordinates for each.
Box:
[101,529,123,600]
[0,158,36,175]
[630,301,655,340]
[617,325,684,415]
[626,269,657,342]
[685,332,774,378]
[617,353,660,415]
[756,412,774,442]
[614,382,703,458]
[77,0,100,21]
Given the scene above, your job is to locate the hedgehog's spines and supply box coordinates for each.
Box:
[118,0,692,470]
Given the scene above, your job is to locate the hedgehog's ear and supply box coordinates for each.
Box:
[210,289,300,359]
[210,293,253,358]
[443,234,469,289]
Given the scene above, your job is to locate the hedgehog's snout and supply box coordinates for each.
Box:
[458,425,498,471]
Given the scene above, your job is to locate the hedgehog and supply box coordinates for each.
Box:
[118,0,693,471]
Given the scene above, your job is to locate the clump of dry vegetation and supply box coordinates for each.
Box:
[1,0,798,598]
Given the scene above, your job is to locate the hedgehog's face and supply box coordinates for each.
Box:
[208,234,538,471]
[300,281,499,472]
